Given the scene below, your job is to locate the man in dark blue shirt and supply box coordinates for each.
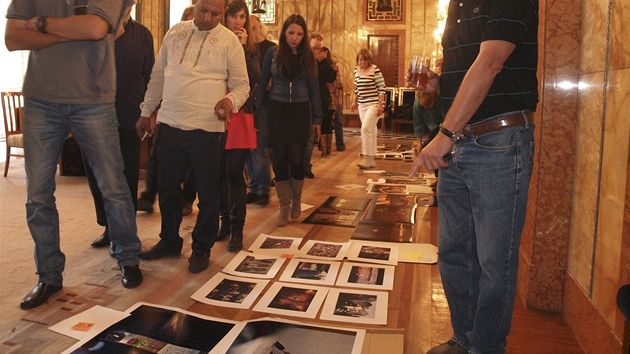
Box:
[87,15,155,253]
[410,1,539,353]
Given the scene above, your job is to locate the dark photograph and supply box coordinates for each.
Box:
[268,286,318,312]
[206,278,257,304]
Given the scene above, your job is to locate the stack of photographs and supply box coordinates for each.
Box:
[352,194,418,243]
[303,196,371,228]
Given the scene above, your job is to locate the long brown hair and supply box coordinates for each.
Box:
[274,14,317,79]
[224,0,257,54]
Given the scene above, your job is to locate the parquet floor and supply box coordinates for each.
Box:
[0,130,584,353]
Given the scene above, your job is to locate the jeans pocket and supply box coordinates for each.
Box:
[472,128,518,151]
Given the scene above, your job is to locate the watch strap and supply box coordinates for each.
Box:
[439,124,465,142]
[36,16,48,34]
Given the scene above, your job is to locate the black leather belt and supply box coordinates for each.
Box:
[467,112,531,136]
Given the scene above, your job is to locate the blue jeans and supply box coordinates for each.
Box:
[156,124,224,255]
[437,112,534,354]
[23,98,141,286]
[245,103,271,195]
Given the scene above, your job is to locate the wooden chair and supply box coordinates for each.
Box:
[2,92,24,177]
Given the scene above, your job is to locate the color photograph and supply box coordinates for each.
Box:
[346,241,399,265]
[191,273,269,309]
[335,262,395,290]
[253,282,329,319]
[296,240,351,261]
[222,251,286,279]
[224,318,365,354]
[279,258,341,286]
[320,288,389,325]
[248,234,302,255]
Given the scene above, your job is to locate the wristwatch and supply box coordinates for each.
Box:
[439,124,465,142]
[36,16,48,34]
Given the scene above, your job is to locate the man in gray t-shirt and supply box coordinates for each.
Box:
[5,0,143,310]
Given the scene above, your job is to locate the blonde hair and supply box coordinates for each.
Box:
[181,6,194,21]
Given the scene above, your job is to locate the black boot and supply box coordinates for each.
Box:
[227,185,246,252]
[216,180,230,241]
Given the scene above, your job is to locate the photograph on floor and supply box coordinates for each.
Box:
[248,234,302,255]
[335,262,395,290]
[279,258,341,286]
[222,251,286,279]
[224,318,365,354]
[351,220,414,243]
[191,273,269,309]
[296,240,351,261]
[346,241,399,265]
[363,194,417,224]
[366,183,408,195]
[302,208,364,227]
[62,303,239,354]
[319,196,372,211]
[320,288,389,325]
[253,282,329,319]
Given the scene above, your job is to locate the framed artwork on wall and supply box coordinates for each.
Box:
[366,0,403,22]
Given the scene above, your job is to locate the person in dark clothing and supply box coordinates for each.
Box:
[256,14,322,227]
[217,0,260,252]
[87,15,155,253]
[244,14,275,206]
[309,36,336,157]
[410,0,539,352]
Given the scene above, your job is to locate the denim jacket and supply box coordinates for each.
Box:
[256,46,323,125]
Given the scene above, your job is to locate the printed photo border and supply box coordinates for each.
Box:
[191,273,269,309]
[223,317,365,354]
[296,240,351,261]
[248,234,302,255]
[320,288,389,325]
[335,261,395,290]
[279,258,341,286]
[253,282,329,319]
[346,241,399,266]
[222,251,286,279]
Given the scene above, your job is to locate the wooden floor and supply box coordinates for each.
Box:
[0,129,584,353]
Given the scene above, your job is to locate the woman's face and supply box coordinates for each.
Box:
[285,23,304,52]
[226,9,247,33]
[250,19,263,42]
[358,54,369,69]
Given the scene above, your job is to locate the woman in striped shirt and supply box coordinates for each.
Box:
[350,48,386,168]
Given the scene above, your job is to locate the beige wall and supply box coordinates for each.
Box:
[268,0,438,100]
[519,0,630,351]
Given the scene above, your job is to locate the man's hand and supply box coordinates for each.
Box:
[405,65,440,92]
[312,124,321,141]
[409,133,453,176]
[135,116,153,139]
[215,98,234,122]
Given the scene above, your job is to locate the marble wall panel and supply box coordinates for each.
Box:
[524,264,565,311]
[543,0,581,77]
[593,67,630,324]
[531,76,578,268]
[609,0,630,70]
[617,148,630,338]
[564,272,623,353]
[567,72,605,289]
[579,0,609,73]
